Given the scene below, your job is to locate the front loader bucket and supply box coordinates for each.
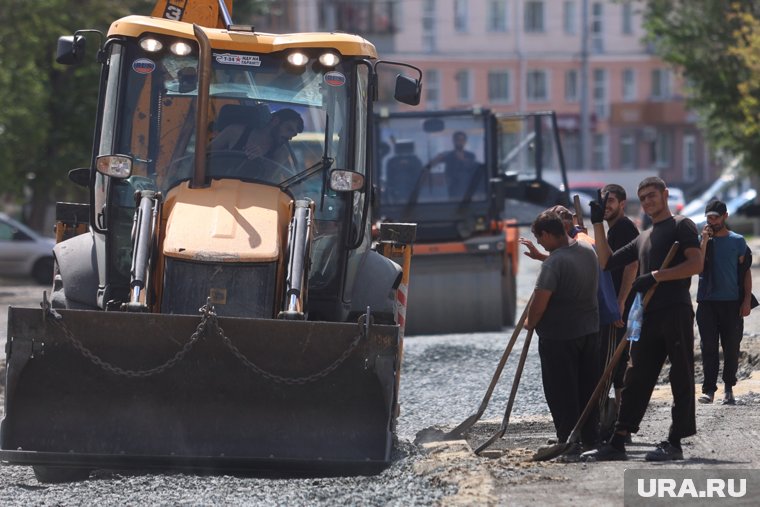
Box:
[1,307,401,475]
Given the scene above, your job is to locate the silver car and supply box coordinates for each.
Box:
[0,212,56,284]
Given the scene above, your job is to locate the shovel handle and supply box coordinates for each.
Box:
[573,194,585,230]
[446,294,534,438]
[565,241,680,444]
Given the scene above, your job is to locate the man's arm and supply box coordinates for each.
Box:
[741,267,752,317]
[525,288,552,331]
[592,223,613,268]
[618,260,638,314]
[651,246,702,282]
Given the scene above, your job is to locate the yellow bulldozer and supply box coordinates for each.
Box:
[1,0,420,482]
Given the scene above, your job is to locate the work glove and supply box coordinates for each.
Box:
[589,189,608,224]
[631,273,657,293]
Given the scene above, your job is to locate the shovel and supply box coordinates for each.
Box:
[414,297,532,444]
[474,327,535,455]
[532,241,680,461]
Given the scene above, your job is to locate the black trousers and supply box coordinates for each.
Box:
[538,332,600,445]
[696,300,743,394]
[600,323,629,390]
[615,304,696,440]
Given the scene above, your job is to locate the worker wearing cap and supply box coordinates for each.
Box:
[696,200,752,405]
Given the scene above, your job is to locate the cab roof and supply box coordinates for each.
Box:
[109,15,378,58]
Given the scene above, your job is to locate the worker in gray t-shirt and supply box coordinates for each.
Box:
[525,210,601,458]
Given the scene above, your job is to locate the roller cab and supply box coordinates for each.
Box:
[374,110,571,335]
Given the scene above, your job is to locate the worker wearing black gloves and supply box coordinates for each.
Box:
[581,177,702,462]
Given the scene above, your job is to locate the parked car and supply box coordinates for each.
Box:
[668,187,686,214]
[0,212,55,284]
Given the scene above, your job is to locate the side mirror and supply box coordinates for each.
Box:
[329,170,365,192]
[68,167,91,188]
[95,155,133,179]
[56,35,86,65]
[394,75,421,106]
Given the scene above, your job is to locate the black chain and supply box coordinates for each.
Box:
[47,303,365,384]
[51,308,209,378]
[214,316,364,385]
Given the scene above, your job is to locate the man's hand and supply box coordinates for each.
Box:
[519,237,547,261]
[631,272,657,293]
[589,189,608,224]
[741,298,752,317]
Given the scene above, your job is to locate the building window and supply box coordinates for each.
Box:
[563,1,576,35]
[593,133,609,170]
[455,70,471,102]
[454,0,468,32]
[488,70,511,102]
[565,69,578,102]
[488,0,508,32]
[318,1,397,35]
[591,2,604,53]
[622,2,634,35]
[426,69,440,110]
[422,0,436,52]
[620,134,635,169]
[563,132,581,170]
[524,1,545,32]
[653,129,672,167]
[683,134,697,181]
[651,68,672,100]
[593,68,608,119]
[526,70,548,101]
[622,68,636,102]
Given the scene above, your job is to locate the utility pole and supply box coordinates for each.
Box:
[580,0,590,170]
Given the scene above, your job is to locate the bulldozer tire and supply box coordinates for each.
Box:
[32,257,54,285]
[33,466,91,483]
[501,256,516,327]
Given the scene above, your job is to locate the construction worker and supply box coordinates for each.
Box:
[696,199,753,405]
[598,183,640,439]
[582,176,702,462]
[524,210,600,461]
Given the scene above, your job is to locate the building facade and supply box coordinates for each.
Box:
[258,0,719,192]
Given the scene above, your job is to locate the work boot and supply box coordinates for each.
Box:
[555,442,582,463]
[645,441,683,461]
[580,443,627,462]
[698,392,714,404]
[722,387,735,405]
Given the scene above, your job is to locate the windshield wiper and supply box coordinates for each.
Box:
[279,156,334,191]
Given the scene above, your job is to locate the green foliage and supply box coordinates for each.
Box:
[642,0,760,170]
[0,0,149,225]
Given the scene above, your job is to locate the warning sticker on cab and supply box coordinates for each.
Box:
[214,53,262,67]
[324,71,346,87]
[132,58,156,74]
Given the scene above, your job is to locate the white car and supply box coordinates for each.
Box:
[0,212,56,284]
[668,187,686,214]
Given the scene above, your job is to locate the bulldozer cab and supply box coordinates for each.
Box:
[88,33,377,314]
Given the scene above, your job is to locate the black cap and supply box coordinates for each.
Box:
[705,200,727,217]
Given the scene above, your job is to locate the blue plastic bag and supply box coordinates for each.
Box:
[626,292,643,342]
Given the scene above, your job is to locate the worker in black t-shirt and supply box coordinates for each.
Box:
[598,183,640,439]
[582,176,702,462]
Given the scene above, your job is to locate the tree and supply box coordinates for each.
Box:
[641,0,760,171]
[0,0,152,230]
